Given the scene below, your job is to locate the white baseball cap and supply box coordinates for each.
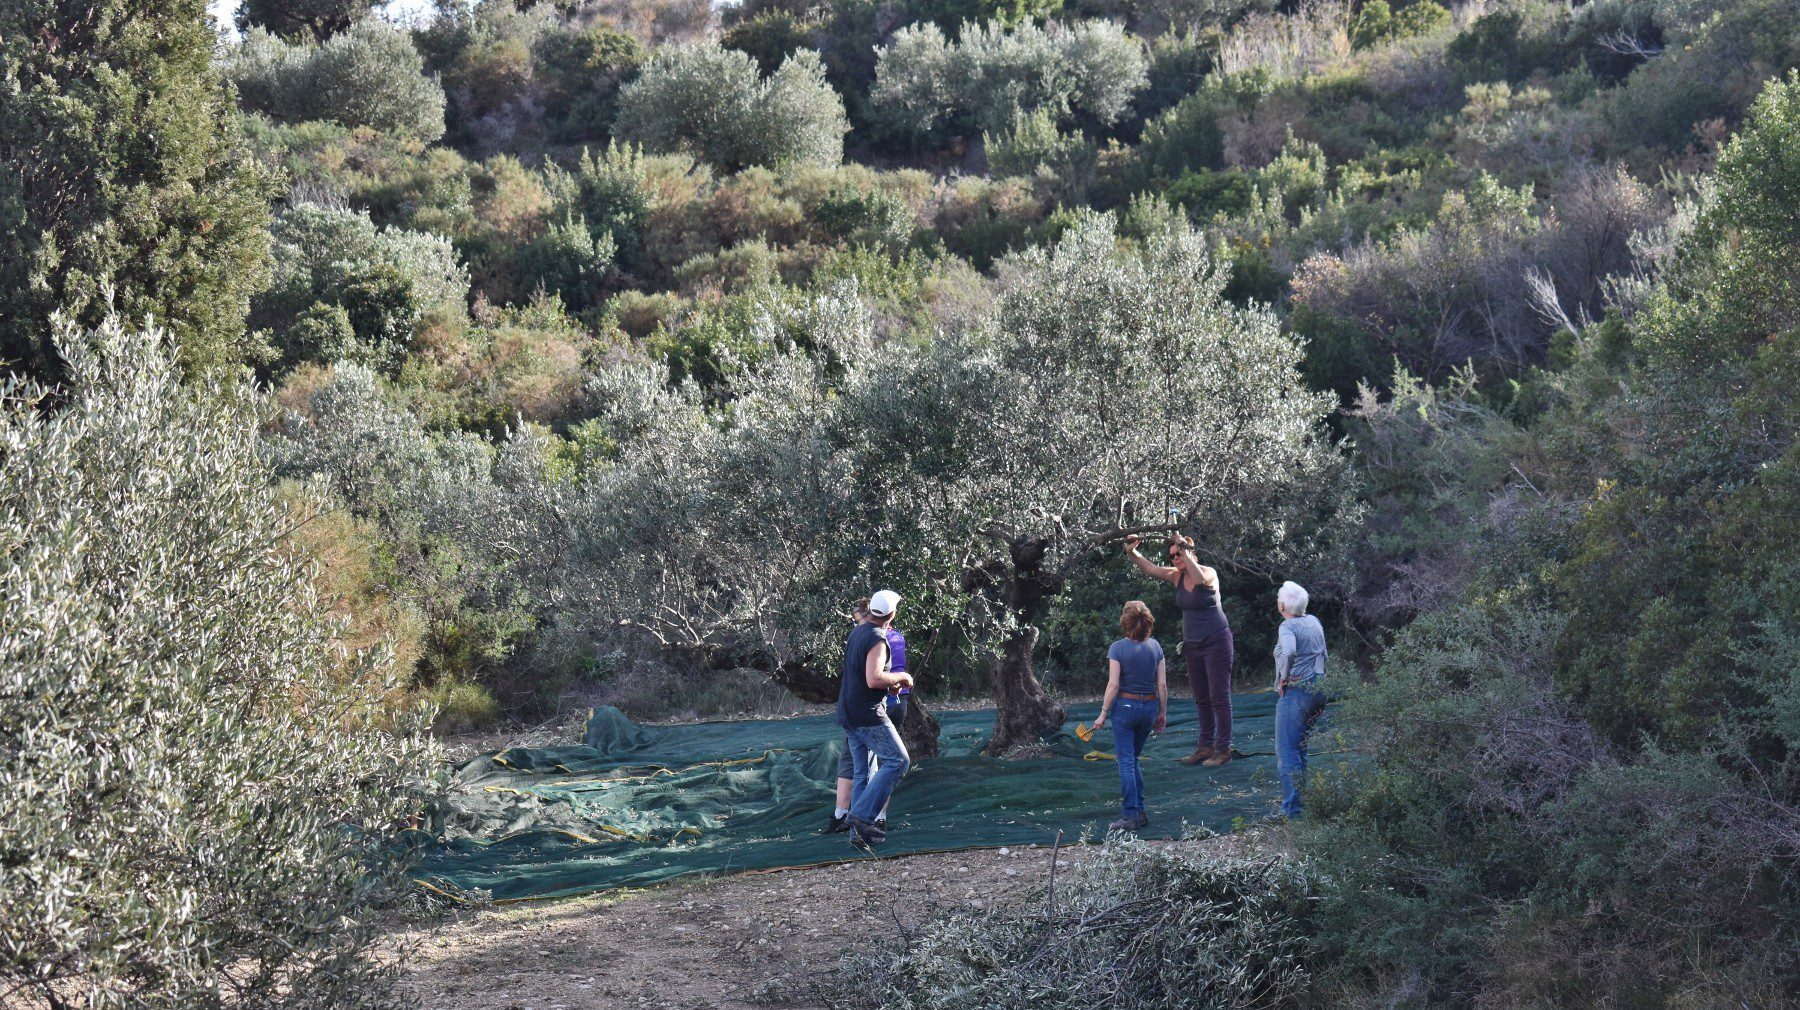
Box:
[869,589,901,616]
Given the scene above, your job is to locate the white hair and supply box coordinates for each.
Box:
[1277,581,1309,615]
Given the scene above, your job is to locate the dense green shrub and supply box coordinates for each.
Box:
[721,10,817,73]
[985,108,1099,200]
[1301,73,1800,1006]
[0,319,439,1008]
[1135,71,1274,176]
[257,203,471,373]
[1350,0,1451,49]
[537,26,647,144]
[614,42,849,171]
[238,0,375,39]
[517,215,618,312]
[1,0,274,387]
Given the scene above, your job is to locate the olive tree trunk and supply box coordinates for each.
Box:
[969,533,1068,757]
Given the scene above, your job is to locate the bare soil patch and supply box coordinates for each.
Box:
[393,832,1260,1010]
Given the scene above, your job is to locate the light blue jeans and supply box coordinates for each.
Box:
[845,718,910,824]
[1111,698,1157,821]
[1275,683,1326,818]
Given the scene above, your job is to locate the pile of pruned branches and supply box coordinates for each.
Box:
[832,836,1319,1010]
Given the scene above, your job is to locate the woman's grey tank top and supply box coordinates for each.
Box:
[1175,576,1229,642]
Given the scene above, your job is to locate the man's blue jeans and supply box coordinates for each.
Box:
[1111,698,1157,820]
[1275,684,1326,818]
[845,718,910,824]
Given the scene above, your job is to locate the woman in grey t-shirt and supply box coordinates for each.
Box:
[1092,601,1168,831]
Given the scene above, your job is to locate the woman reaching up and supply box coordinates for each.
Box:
[1124,533,1235,767]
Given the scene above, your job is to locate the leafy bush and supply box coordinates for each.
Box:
[518,214,618,312]
[257,203,471,373]
[537,25,647,144]
[1302,73,1800,1006]
[0,319,439,1008]
[238,0,375,40]
[227,20,448,141]
[613,42,849,171]
[721,10,816,73]
[1289,168,1659,391]
[985,108,1099,200]
[271,365,580,709]
[833,840,1321,1008]
[873,18,1149,136]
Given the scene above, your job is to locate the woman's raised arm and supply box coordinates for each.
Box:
[1123,535,1178,584]
[1175,547,1217,589]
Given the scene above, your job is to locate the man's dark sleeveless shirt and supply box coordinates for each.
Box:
[835,622,888,728]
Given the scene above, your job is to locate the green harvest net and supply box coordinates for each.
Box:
[412,692,1302,902]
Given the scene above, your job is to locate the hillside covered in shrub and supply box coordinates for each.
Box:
[0,0,1795,1004]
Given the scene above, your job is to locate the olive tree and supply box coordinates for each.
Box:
[873,18,1148,136]
[850,211,1356,753]
[0,319,439,1008]
[576,217,1353,756]
[613,42,849,171]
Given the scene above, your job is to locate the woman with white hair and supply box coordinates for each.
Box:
[1272,581,1327,819]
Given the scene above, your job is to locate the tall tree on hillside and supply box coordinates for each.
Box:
[0,0,275,387]
[237,0,378,40]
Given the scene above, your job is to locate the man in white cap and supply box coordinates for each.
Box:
[834,589,912,848]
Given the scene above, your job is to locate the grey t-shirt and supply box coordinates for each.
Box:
[1275,614,1327,687]
[1107,637,1165,696]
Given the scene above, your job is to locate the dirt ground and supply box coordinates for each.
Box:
[392,832,1259,1010]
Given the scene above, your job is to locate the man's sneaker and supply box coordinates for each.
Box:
[1108,816,1140,832]
[1179,746,1216,766]
[874,815,888,833]
[825,813,850,834]
[849,823,886,851]
[1135,813,1150,829]
[849,816,887,843]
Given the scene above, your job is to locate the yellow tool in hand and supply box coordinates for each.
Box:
[1074,721,1094,742]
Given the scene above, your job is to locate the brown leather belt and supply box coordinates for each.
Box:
[1120,692,1158,701]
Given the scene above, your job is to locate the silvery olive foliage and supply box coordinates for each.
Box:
[612,42,850,172]
[223,20,447,141]
[569,214,1354,706]
[865,210,1356,604]
[270,364,575,690]
[563,288,903,694]
[873,19,1149,135]
[0,319,440,1009]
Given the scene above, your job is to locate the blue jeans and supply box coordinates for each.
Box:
[1275,684,1326,818]
[845,718,910,824]
[1111,698,1157,820]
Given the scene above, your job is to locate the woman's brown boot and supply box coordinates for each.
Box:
[1202,750,1232,767]
[1180,746,1216,766]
